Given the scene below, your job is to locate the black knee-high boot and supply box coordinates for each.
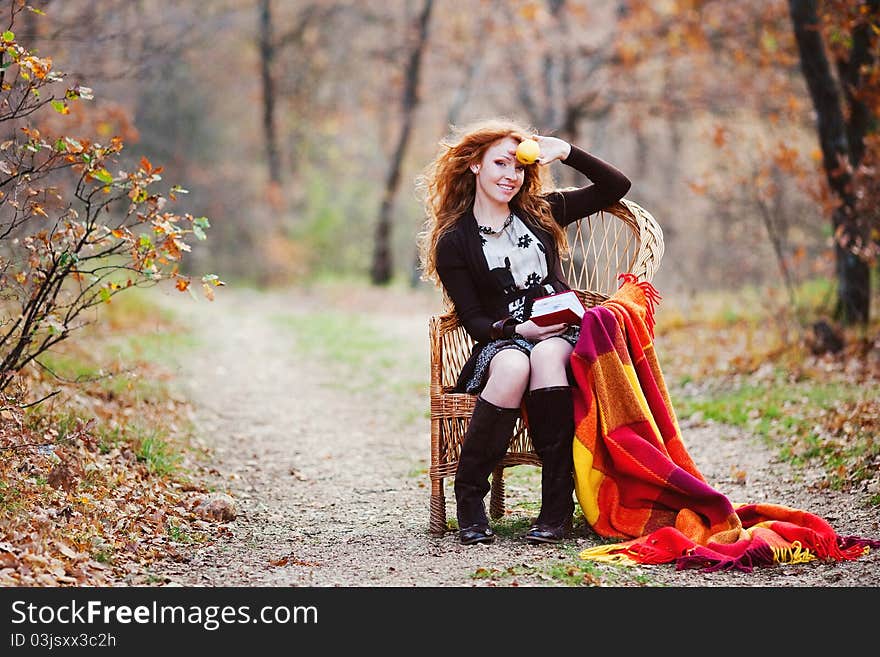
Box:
[524,386,575,544]
[454,395,519,545]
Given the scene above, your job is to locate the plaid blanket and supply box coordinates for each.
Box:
[570,274,880,572]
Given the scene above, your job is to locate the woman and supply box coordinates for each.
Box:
[417,118,631,545]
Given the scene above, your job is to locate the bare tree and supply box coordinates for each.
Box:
[258,0,281,188]
[788,0,878,325]
[371,0,434,285]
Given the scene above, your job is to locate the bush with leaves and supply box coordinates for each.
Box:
[0,5,221,393]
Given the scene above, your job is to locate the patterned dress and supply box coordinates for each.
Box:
[461,214,579,394]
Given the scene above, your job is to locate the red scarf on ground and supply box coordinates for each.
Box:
[570,274,879,572]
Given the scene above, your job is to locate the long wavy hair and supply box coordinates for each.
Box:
[416,118,569,292]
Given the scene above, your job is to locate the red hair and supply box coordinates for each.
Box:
[416,117,568,291]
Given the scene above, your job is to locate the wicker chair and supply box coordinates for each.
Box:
[428,198,664,536]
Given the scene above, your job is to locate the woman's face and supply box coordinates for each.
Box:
[473,136,525,205]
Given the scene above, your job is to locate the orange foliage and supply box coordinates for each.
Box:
[0,9,223,393]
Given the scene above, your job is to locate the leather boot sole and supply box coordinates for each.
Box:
[525,518,573,544]
[525,531,564,545]
[459,526,496,545]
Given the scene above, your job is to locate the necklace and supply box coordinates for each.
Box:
[477,211,514,236]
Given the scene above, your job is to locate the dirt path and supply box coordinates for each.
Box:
[151,285,879,587]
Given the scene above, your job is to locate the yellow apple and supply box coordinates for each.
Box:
[515,138,541,165]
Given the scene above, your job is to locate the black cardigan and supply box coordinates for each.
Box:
[436,145,631,347]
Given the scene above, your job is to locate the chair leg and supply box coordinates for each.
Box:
[430,475,447,536]
[489,466,505,520]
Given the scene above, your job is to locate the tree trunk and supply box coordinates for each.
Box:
[371,0,434,285]
[409,5,491,288]
[788,0,871,324]
[838,0,879,167]
[259,0,282,188]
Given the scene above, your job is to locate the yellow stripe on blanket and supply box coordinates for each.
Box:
[622,361,662,439]
[573,437,603,526]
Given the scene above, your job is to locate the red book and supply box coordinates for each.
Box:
[529,290,586,327]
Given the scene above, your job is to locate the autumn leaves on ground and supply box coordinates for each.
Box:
[0,279,877,587]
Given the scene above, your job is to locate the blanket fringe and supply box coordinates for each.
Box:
[578,543,640,565]
[772,541,816,565]
[581,539,683,566]
[617,273,662,338]
[826,535,879,561]
[839,535,880,557]
[584,535,872,572]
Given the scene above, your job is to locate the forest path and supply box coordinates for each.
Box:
[150,284,879,587]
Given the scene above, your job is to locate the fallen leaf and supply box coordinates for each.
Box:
[47,463,77,491]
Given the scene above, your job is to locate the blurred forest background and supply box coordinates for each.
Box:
[1,0,878,587]
[12,0,878,315]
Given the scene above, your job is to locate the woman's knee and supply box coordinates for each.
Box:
[529,338,574,366]
[487,349,531,385]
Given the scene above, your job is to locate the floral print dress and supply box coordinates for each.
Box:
[461,214,579,394]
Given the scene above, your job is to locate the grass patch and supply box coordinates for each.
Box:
[542,560,621,586]
[488,516,534,539]
[657,277,879,501]
[467,561,616,586]
[467,543,661,587]
[107,327,200,370]
[33,352,103,384]
[0,480,24,515]
[458,506,663,587]
[272,304,428,431]
[673,370,879,493]
[99,285,180,329]
[96,425,128,454]
[92,547,114,564]
[273,311,391,370]
[136,430,183,476]
[167,517,205,545]
[28,289,196,405]
[272,311,395,396]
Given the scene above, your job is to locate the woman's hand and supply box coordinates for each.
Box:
[533,135,571,166]
[514,320,569,341]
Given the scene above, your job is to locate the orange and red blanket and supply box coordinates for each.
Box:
[570,274,879,572]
